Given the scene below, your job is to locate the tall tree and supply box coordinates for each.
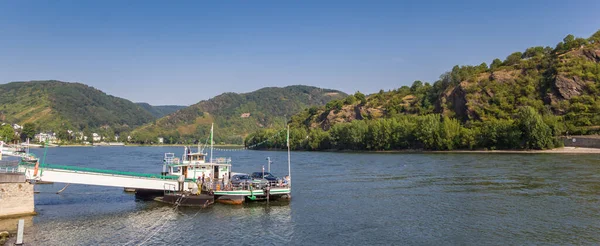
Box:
[504,52,523,66]
[0,124,16,142]
[516,106,553,149]
[21,123,36,141]
[490,58,503,70]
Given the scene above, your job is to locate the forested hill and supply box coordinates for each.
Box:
[130,85,347,144]
[136,103,186,118]
[247,30,600,151]
[0,80,155,133]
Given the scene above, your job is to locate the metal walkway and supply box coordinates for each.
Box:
[20,163,183,191]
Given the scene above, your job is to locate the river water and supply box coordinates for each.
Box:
[6,147,600,245]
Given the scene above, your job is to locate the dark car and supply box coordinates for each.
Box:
[250,172,278,185]
[230,173,252,187]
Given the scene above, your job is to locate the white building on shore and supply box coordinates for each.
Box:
[35,132,57,144]
[92,133,101,142]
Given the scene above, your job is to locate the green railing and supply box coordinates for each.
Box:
[19,162,180,180]
[1,160,21,173]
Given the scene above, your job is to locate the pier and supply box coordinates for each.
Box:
[0,161,35,218]
[19,163,186,191]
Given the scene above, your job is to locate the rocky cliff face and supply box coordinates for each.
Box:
[439,69,522,121]
[582,48,600,62]
[443,82,470,121]
[552,46,600,100]
[438,45,600,122]
[316,105,384,130]
[554,75,588,100]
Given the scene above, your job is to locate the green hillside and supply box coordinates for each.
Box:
[136,103,186,118]
[247,30,600,151]
[131,85,347,144]
[0,80,155,134]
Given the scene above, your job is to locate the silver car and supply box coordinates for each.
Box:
[230,173,252,187]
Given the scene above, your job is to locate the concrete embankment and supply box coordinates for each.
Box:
[0,173,36,219]
[563,135,600,149]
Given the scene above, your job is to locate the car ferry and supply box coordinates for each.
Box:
[152,125,292,206]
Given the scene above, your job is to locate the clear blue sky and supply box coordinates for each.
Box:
[1,1,599,105]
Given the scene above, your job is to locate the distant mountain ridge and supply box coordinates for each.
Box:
[136,103,186,118]
[131,85,347,144]
[0,81,346,143]
[0,80,155,134]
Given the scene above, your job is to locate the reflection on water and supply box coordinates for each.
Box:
[3,148,600,245]
[28,203,293,245]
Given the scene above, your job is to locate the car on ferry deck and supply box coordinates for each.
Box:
[230,173,252,187]
[250,172,278,185]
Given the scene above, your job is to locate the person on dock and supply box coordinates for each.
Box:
[195,178,201,195]
[206,175,212,191]
[201,173,205,192]
[283,175,290,187]
[178,174,185,192]
[222,173,228,190]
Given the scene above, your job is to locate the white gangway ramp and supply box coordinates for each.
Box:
[20,163,183,191]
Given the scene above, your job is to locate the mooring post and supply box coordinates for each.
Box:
[16,219,24,245]
[266,186,270,203]
[266,157,271,172]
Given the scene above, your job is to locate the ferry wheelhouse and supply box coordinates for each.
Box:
[163,147,231,181]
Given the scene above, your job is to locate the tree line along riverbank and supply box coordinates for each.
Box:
[245,107,566,151]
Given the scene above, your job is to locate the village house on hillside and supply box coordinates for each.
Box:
[35,132,57,144]
[92,133,101,142]
[74,132,86,141]
[240,113,251,118]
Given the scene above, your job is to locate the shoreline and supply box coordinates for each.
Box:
[23,145,600,153]
[376,147,600,154]
[51,144,245,147]
[231,146,600,154]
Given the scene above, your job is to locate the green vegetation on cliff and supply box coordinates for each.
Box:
[247,30,600,151]
[130,85,347,144]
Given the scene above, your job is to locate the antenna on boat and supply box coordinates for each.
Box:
[210,123,214,164]
[198,144,203,154]
[287,125,291,186]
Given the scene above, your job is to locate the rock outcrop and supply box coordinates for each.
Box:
[582,48,600,62]
[554,75,588,99]
[445,82,470,121]
[317,104,383,130]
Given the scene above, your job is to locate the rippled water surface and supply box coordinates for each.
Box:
[8,147,600,245]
